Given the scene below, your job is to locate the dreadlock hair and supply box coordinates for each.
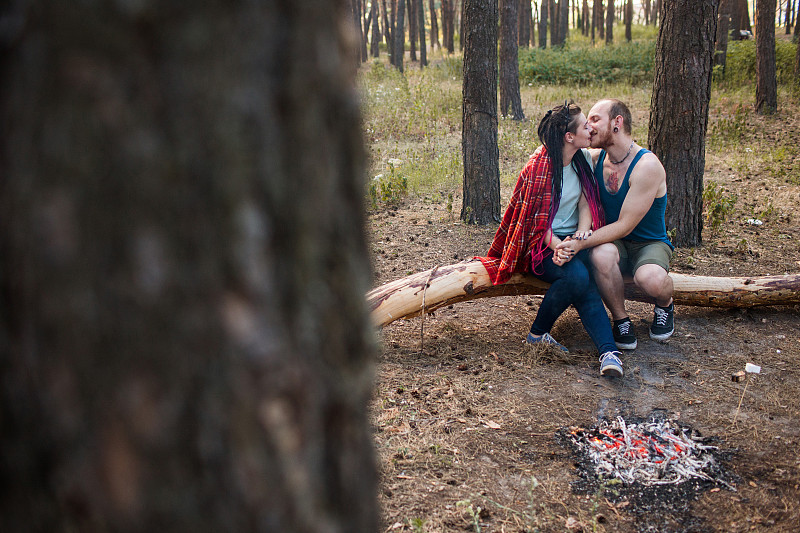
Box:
[536,100,605,234]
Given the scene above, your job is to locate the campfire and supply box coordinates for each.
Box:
[563,416,735,490]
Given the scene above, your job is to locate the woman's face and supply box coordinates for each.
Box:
[568,112,592,149]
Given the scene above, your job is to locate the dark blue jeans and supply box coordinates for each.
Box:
[530,249,617,354]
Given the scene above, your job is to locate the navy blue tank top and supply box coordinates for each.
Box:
[596,149,674,250]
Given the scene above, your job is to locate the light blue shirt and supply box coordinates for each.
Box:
[551,149,593,236]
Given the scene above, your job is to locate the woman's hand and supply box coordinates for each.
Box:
[552,237,574,265]
[573,229,593,241]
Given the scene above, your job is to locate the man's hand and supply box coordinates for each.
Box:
[553,236,576,265]
[556,236,585,255]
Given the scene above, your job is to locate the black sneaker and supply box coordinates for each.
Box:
[613,317,637,350]
[650,303,675,341]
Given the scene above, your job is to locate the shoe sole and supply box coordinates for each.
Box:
[601,366,623,378]
[615,340,637,350]
[649,328,674,341]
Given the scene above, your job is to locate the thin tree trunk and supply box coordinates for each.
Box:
[597,0,605,40]
[500,0,526,120]
[394,0,406,71]
[0,1,376,531]
[408,0,417,61]
[550,0,558,46]
[372,2,382,57]
[560,0,570,42]
[755,0,777,114]
[715,12,731,70]
[430,0,441,48]
[418,0,428,67]
[649,0,719,247]
[606,0,615,44]
[583,0,590,35]
[462,0,501,225]
[625,0,633,40]
[540,0,549,47]
[519,0,532,46]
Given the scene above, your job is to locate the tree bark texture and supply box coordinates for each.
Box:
[539,0,549,47]
[583,0,590,35]
[715,12,731,70]
[443,0,457,52]
[549,0,558,46]
[649,0,719,247]
[418,0,428,66]
[352,0,366,63]
[408,0,418,61]
[594,0,605,41]
[0,2,376,532]
[559,0,570,43]
[367,260,800,327]
[383,0,394,50]
[625,0,633,41]
[430,0,441,48]
[394,0,407,70]
[606,0,615,43]
[518,0,532,46]
[755,0,778,114]
[500,0,526,120]
[462,0,501,225]
[372,2,382,57]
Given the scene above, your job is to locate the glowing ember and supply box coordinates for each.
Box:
[566,417,733,489]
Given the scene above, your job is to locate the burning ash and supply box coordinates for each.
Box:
[566,416,734,489]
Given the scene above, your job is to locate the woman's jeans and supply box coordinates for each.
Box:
[530,249,617,355]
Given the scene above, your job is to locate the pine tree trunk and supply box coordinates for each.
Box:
[549,0,558,46]
[430,0,441,48]
[394,0,406,70]
[500,0,526,120]
[462,0,501,225]
[418,0,428,66]
[606,0,615,44]
[540,0,549,47]
[625,0,633,41]
[755,0,778,114]
[649,0,719,247]
[519,0,532,46]
[583,0,590,35]
[0,1,376,531]
[559,0,570,43]
[715,12,731,70]
[597,0,605,40]
[408,0,418,61]
[372,2,382,57]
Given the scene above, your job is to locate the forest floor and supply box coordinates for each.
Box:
[365,65,800,531]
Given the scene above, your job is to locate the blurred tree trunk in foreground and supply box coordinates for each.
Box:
[462,0,500,225]
[650,0,719,247]
[0,2,376,532]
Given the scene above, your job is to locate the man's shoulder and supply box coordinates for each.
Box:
[630,150,666,184]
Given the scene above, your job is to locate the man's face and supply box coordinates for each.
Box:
[587,101,614,149]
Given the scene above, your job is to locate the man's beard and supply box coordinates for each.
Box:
[591,124,613,149]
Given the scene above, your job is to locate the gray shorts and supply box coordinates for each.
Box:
[613,240,673,275]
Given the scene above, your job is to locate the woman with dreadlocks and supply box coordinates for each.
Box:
[479,101,624,377]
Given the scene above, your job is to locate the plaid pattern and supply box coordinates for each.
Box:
[479,145,554,285]
[478,145,605,286]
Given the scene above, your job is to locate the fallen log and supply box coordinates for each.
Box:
[367,258,800,328]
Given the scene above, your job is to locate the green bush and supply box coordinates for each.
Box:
[518,41,656,86]
[718,40,798,85]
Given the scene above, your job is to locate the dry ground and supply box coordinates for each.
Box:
[367,91,800,532]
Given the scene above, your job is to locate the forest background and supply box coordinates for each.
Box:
[362,1,800,531]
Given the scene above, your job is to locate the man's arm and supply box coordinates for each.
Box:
[558,154,666,253]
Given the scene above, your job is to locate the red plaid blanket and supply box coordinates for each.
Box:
[478,145,554,285]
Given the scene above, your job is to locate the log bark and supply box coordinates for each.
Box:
[367,259,800,327]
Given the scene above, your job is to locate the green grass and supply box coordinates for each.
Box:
[359,24,800,217]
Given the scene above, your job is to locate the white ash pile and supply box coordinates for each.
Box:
[565,416,735,489]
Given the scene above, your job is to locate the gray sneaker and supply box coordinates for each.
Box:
[525,332,568,352]
[599,351,624,378]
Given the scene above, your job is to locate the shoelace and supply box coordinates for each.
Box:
[617,321,631,335]
[599,351,622,365]
[653,307,670,326]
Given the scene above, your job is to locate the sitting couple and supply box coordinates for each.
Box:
[479,99,674,378]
